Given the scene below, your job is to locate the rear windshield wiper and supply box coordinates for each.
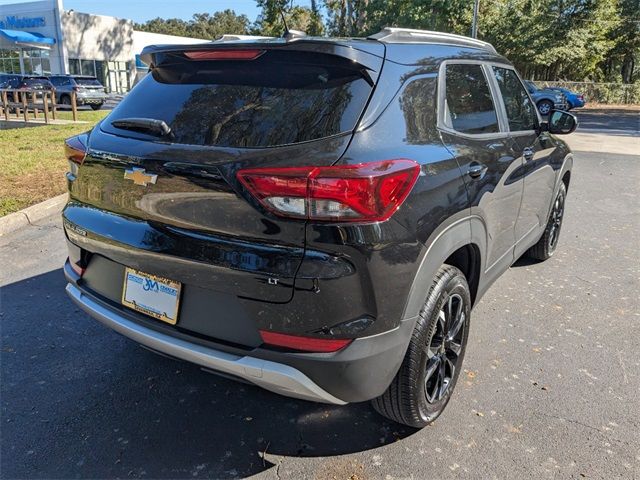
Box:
[110,117,173,139]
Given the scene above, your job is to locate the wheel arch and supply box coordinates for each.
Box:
[402,215,487,320]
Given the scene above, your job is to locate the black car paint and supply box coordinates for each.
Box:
[62,38,572,402]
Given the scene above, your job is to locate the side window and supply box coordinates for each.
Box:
[444,63,500,135]
[493,67,538,132]
[401,77,438,144]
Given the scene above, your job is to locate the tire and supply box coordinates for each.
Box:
[372,264,471,428]
[527,182,567,261]
[537,99,553,116]
[60,95,71,108]
[90,103,102,111]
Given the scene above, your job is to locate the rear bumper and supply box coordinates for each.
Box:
[66,282,347,404]
[65,270,416,403]
[76,98,104,105]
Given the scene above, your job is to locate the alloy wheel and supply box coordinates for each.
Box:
[548,191,565,250]
[424,293,466,403]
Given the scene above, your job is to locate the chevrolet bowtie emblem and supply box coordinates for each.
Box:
[124,167,158,186]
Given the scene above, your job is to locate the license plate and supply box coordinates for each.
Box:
[121,268,181,325]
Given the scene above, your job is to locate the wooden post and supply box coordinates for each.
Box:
[1,91,8,121]
[21,92,28,122]
[12,91,19,119]
[43,92,50,124]
[31,92,38,118]
[50,89,57,120]
[71,91,78,121]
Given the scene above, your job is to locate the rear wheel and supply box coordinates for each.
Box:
[372,265,471,428]
[537,99,553,116]
[90,103,102,111]
[60,95,71,108]
[527,182,567,261]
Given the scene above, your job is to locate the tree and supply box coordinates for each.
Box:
[135,10,249,39]
[480,0,620,81]
[188,11,251,39]
[606,0,640,83]
[324,0,472,37]
[136,1,638,85]
[253,0,324,36]
[135,17,189,36]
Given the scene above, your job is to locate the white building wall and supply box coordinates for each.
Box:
[61,10,134,62]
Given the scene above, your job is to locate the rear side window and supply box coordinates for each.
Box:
[492,67,537,132]
[443,64,499,135]
[103,50,373,148]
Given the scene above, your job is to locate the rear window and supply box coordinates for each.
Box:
[102,50,373,148]
[24,78,52,88]
[75,77,103,87]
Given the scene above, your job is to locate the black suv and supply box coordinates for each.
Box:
[62,28,576,427]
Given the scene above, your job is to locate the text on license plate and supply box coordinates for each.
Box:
[121,268,181,325]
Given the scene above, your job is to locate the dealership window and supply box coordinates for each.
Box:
[22,49,51,75]
[0,49,21,74]
[0,48,50,75]
[68,58,131,93]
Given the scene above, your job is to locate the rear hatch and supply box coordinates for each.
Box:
[23,77,52,90]
[65,40,384,304]
[74,77,106,94]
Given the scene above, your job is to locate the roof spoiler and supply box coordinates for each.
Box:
[138,39,385,78]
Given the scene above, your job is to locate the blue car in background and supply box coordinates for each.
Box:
[546,87,586,109]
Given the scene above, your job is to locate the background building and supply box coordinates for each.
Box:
[0,0,208,92]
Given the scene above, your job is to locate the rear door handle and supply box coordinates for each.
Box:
[523,147,534,162]
[467,162,487,179]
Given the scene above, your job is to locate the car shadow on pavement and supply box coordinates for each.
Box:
[1,269,418,479]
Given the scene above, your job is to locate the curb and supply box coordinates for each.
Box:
[0,193,68,237]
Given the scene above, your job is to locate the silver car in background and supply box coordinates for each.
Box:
[48,75,107,110]
[524,80,568,115]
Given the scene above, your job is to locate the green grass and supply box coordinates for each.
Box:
[0,110,109,216]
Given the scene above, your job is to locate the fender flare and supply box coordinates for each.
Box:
[401,214,487,320]
[557,152,573,191]
[545,151,573,220]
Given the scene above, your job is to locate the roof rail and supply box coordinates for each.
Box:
[214,34,273,42]
[368,27,496,53]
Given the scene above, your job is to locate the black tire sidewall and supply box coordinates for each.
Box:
[538,100,553,115]
[414,269,471,424]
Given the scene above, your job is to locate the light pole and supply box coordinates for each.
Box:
[471,0,480,38]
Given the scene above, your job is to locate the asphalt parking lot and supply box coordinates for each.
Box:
[575,107,639,132]
[1,114,639,479]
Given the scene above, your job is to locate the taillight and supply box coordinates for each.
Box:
[237,159,420,222]
[64,134,87,165]
[259,330,352,353]
[72,85,81,91]
[68,258,85,277]
[184,49,264,61]
[65,133,88,178]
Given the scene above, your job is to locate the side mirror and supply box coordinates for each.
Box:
[547,109,578,135]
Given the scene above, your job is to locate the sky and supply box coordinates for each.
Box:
[0,0,314,24]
